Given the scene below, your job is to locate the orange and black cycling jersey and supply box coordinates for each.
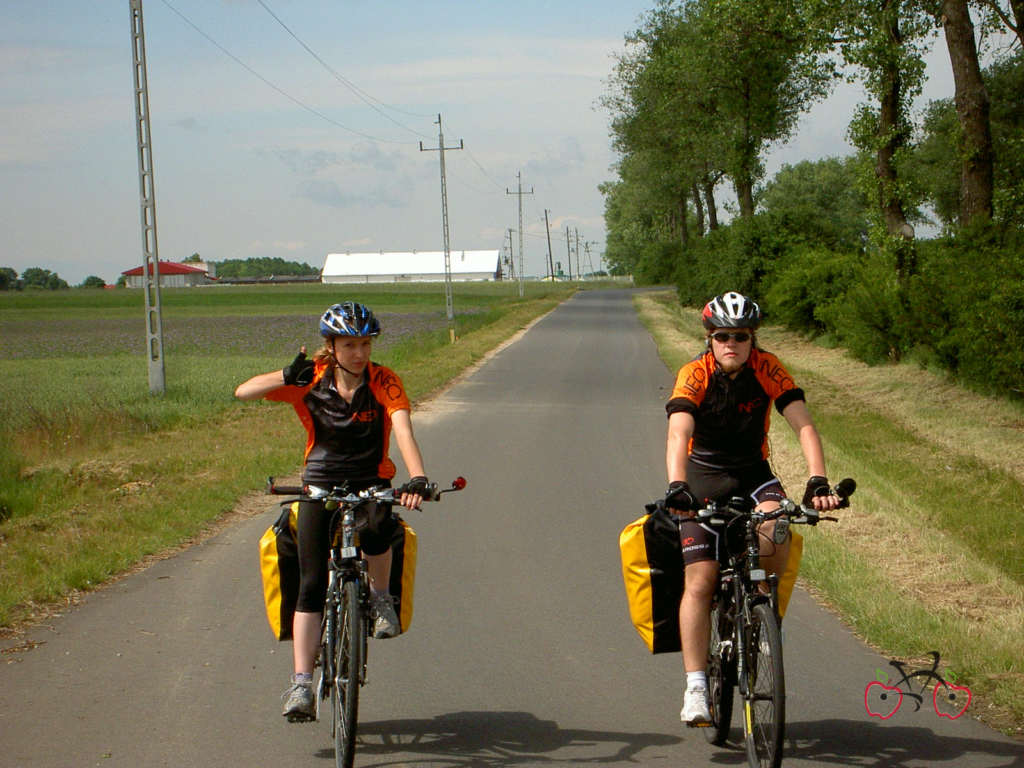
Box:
[666,348,805,470]
[265,360,410,485]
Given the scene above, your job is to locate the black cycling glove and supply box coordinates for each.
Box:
[802,475,831,507]
[665,481,697,512]
[402,476,430,497]
[282,351,315,386]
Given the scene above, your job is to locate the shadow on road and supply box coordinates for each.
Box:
[314,710,682,766]
[780,719,1024,767]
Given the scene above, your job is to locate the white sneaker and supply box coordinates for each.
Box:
[371,594,400,639]
[281,677,316,722]
[681,686,711,726]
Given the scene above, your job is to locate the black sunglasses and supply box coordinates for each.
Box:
[710,331,752,343]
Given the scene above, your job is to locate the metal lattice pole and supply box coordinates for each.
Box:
[129,0,165,394]
[506,172,532,297]
[420,114,462,343]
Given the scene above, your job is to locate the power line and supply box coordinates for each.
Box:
[158,0,405,144]
[254,0,433,140]
[463,148,505,191]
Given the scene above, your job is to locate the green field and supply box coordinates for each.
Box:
[0,281,575,629]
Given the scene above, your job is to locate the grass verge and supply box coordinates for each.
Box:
[634,290,1024,738]
[0,285,572,632]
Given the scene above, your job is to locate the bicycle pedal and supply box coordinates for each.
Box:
[686,720,712,728]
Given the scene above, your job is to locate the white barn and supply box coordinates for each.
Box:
[322,250,501,284]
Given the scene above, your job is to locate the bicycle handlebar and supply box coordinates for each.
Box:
[649,477,856,526]
[266,476,467,504]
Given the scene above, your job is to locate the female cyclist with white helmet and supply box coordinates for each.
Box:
[662,291,841,726]
[235,301,429,722]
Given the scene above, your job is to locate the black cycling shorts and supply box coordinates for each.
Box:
[678,459,786,567]
[294,482,398,613]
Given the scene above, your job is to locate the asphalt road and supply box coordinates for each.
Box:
[2,289,1021,768]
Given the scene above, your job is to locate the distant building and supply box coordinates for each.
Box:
[322,250,501,284]
[120,260,216,288]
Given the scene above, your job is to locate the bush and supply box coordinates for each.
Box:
[679,215,787,305]
[815,250,904,364]
[636,240,684,285]
[761,246,859,333]
[911,229,1024,396]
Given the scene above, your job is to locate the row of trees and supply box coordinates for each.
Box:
[602,0,1023,397]
[0,267,85,290]
[0,256,321,291]
[203,256,320,278]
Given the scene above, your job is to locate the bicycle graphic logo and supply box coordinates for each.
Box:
[864,651,972,720]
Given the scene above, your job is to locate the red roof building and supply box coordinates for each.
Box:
[121,261,215,288]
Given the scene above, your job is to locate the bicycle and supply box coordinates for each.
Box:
[268,475,467,768]
[661,478,854,768]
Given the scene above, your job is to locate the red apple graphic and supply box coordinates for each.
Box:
[864,681,903,719]
[933,683,971,719]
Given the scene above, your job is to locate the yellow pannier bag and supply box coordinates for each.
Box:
[619,511,804,654]
[259,504,300,641]
[777,528,803,619]
[258,504,419,640]
[389,517,418,635]
[619,508,684,654]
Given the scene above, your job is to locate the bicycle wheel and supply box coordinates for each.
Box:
[742,602,785,768]
[705,601,736,745]
[333,578,364,768]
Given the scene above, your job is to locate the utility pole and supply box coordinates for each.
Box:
[505,172,532,297]
[506,227,516,281]
[588,241,601,274]
[129,0,165,395]
[544,210,555,281]
[420,114,462,343]
[565,226,573,280]
[574,228,581,280]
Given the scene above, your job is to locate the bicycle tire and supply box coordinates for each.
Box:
[705,601,736,745]
[333,578,364,768]
[742,602,785,768]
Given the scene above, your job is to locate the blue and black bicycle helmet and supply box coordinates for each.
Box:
[701,291,762,330]
[319,301,381,337]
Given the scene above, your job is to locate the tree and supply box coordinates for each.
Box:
[183,252,202,263]
[821,0,934,245]
[601,0,835,284]
[689,0,834,216]
[911,97,962,228]
[212,257,319,278]
[977,0,1023,46]
[986,51,1024,228]
[79,276,106,289]
[758,156,871,250]
[938,0,994,224]
[20,267,69,290]
[913,50,1024,229]
[609,0,833,219]
[0,267,17,290]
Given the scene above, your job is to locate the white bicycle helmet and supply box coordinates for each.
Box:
[701,291,762,330]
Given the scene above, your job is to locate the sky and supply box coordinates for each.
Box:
[1,0,968,285]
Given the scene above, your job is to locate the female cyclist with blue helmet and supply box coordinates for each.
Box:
[235,301,429,722]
